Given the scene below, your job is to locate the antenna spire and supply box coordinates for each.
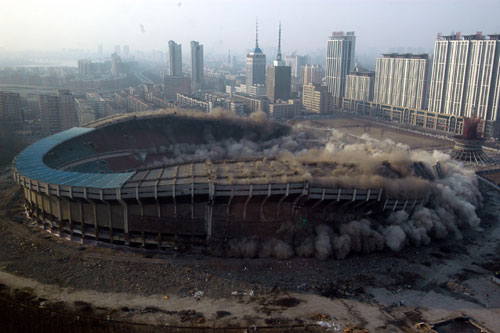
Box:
[255,18,259,49]
[277,21,282,62]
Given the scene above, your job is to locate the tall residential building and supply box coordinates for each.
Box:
[373,53,430,110]
[190,41,204,91]
[303,64,325,85]
[302,83,333,114]
[114,45,121,55]
[111,53,121,76]
[0,92,22,124]
[428,33,500,122]
[39,90,76,135]
[78,59,92,78]
[97,43,103,58]
[326,31,356,106]
[123,45,130,57]
[285,55,309,79]
[266,23,291,102]
[168,40,183,76]
[345,71,374,102]
[246,20,266,86]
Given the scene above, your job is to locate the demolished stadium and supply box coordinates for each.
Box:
[12,111,482,259]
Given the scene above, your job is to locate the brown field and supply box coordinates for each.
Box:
[298,117,453,150]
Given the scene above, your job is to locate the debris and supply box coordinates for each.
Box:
[215,310,231,319]
[316,320,342,331]
[343,325,368,333]
[163,296,169,300]
[193,290,204,299]
[311,312,330,321]
[393,300,405,307]
[414,322,437,332]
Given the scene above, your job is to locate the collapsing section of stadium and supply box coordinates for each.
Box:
[12,112,482,260]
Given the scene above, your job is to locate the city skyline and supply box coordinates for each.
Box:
[1,0,499,58]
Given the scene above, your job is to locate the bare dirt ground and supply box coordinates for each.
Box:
[1,120,499,332]
[294,117,454,150]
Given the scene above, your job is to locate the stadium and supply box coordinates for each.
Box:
[12,110,476,258]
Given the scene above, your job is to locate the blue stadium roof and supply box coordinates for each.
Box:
[14,127,135,189]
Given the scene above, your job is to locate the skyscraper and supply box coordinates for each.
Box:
[266,23,291,102]
[111,53,121,76]
[114,45,121,55]
[285,55,309,79]
[428,33,500,122]
[97,43,103,58]
[246,20,266,87]
[39,90,76,135]
[373,53,430,109]
[190,41,204,91]
[303,64,325,85]
[168,40,183,76]
[123,45,130,58]
[326,31,356,106]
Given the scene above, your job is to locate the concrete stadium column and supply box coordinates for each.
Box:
[260,184,272,221]
[135,185,144,216]
[191,182,195,220]
[66,197,73,238]
[154,178,161,218]
[117,188,129,245]
[277,183,290,217]
[206,182,215,240]
[226,188,234,223]
[242,185,253,221]
[79,201,85,241]
[311,188,326,209]
[172,183,177,216]
[83,187,98,240]
[291,183,308,215]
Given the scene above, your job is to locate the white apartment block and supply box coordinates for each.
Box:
[428,33,500,122]
[345,72,374,102]
[326,31,356,105]
[373,53,430,110]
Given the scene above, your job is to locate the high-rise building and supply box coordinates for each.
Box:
[302,83,333,114]
[0,92,22,124]
[39,90,76,135]
[114,45,121,55]
[97,43,103,58]
[190,41,204,91]
[428,33,500,122]
[164,76,191,100]
[246,20,266,86]
[123,45,130,58]
[345,71,374,102]
[266,23,291,102]
[326,31,356,106]
[111,53,121,76]
[285,55,309,79]
[373,53,430,110]
[78,59,93,78]
[168,40,183,76]
[303,64,325,85]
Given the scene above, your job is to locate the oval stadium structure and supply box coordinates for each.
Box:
[12,111,435,250]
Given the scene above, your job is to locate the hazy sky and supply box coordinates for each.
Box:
[1,0,499,56]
